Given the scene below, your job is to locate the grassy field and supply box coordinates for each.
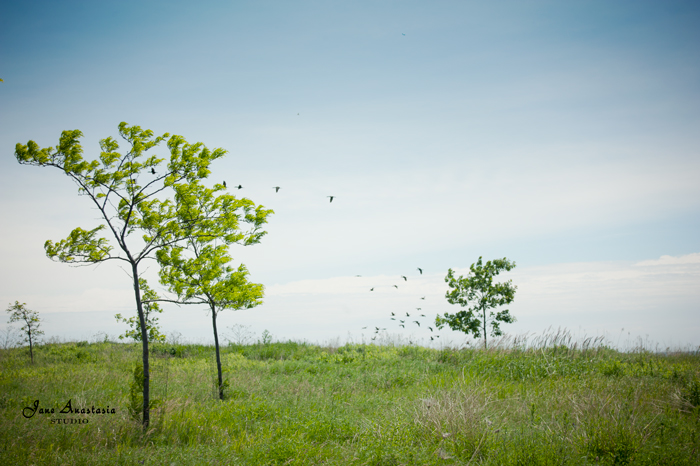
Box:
[1,333,699,465]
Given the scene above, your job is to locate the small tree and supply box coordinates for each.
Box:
[115,279,166,343]
[157,179,271,400]
[436,257,517,349]
[6,301,44,363]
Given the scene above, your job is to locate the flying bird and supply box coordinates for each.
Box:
[151,168,155,175]
[420,314,425,317]
[362,326,367,329]
[393,285,399,289]
[399,324,405,328]
[401,276,407,281]
[370,288,374,291]
[327,196,335,202]
[223,181,227,188]
[235,184,243,189]
[420,296,425,300]
[406,312,410,317]
[402,33,406,36]
[417,268,423,274]
[416,308,422,311]
[428,327,433,332]
[413,321,420,327]
[273,186,281,192]
[391,312,395,316]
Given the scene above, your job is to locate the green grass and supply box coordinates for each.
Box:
[1,335,699,465]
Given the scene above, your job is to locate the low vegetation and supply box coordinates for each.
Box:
[0,332,698,465]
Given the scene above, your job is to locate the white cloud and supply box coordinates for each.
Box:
[633,252,700,267]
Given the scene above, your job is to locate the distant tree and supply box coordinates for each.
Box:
[157,179,271,400]
[115,278,166,343]
[436,257,517,349]
[14,122,269,428]
[5,301,44,363]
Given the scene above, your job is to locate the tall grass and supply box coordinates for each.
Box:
[0,330,698,465]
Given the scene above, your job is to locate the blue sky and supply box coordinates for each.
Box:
[1,1,698,348]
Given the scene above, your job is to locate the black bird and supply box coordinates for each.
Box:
[391,312,395,316]
[151,168,155,175]
[393,285,398,289]
[390,317,396,321]
[235,184,243,189]
[420,314,425,317]
[327,196,335,203]
[370,288,374,291]
[420,296,425,300]
[414,321,420,327]
[428,326,433,332]
[430,336,434,341]
[416,308,422,311]
[362,326,367,329]
[417,268,423,274]
[406,312,410,317]
[401,275,407,281]
[223,181,227,188]
[375,327,379,332]
[399,324,405,328]
[400,320,405,324]
[273,186,281,192]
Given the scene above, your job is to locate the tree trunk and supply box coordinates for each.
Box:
[28,330,34,364]
[211,306,224,400]
[482,304,487,350]
[132,263,150,429]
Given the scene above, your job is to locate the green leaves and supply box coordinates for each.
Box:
[437,257,517,348]
[44,226,112,263]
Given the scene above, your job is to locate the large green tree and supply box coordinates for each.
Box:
[14,122,266,427]
[436,257,517,349]
[157,179,271,400]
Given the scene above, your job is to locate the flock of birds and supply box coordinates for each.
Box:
[359,267,440,342]
[221,181,334,202]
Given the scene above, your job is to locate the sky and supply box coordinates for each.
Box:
[1,0,698,349]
